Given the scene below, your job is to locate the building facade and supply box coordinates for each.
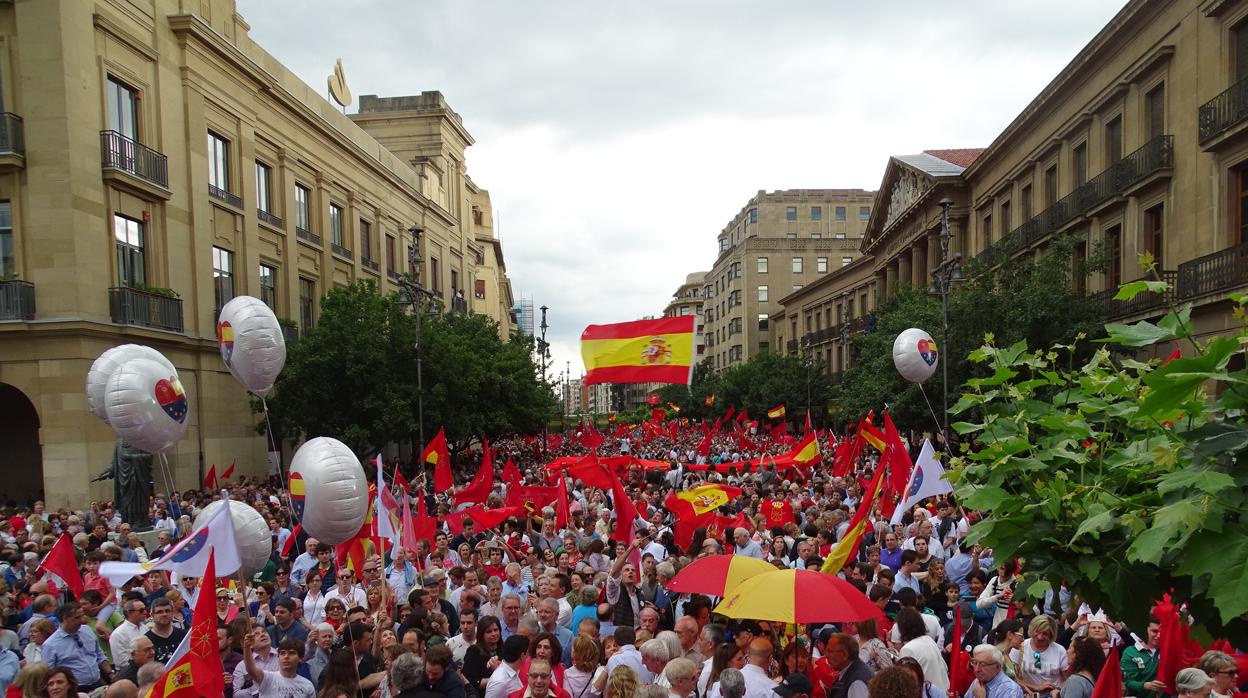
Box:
[513,297,535,337]
[663,271,707,364]
[702,189,875,372]
[0,0,512,505]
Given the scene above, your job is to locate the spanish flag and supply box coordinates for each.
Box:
[581,316,696,385]
[768,405,786,419]
[859,420,887,453]
[787,432,821,466]
[665,483,743,517]
[821,464,886,576]
[422,427,452,491]
[704,395,715,406]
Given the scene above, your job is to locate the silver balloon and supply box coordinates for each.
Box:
[87,345,177,424]
[194,499,272,578]
[289,437,368,546]
[104,357,189,453]
[217,296,286,397]
[892,328,940,383]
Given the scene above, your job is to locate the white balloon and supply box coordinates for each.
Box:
[194,499,272,578]
[103,357,190,452]
[87,345,177,424]
[893,328,940,383]
[289,437,368,546]
[217,296,287,397]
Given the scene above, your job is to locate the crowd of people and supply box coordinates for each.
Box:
[0,422,1235,698]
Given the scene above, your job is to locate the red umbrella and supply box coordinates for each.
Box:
[713,568,884,624]
[667,554,778,597]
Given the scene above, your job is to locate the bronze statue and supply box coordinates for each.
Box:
[91,438,154,529]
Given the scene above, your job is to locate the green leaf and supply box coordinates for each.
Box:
[1157,470,1237,496]
[1077,557,1102,581]
[1128,523,1178,564]
[1025,577,1053,599]
[1139,336,1239,419]
[1178,533,1248,623]
[963,485,1012,512]
[1114,279,1169,301]
[1072,510,1115,543]
[1100,320,1172,348]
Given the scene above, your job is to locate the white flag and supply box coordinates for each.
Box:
[100,494,242,585]
[375,454,400,550]
[890,439,954,525]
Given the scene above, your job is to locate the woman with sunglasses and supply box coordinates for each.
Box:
[323,599,348,633]
[1197,650,1241,698]
[1012,615,1068,698]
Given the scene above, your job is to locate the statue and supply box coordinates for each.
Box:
[91,438,154,530]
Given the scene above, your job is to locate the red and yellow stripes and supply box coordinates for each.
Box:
[581,316,696,385]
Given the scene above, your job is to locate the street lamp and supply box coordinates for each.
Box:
[538,305,550,457]
[928,197,964,443]
[398,224,439,482]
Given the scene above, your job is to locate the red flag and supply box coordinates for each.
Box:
[467,505,529,530]
[392,467,410,493]
[38,533,83,598]
[280,523,303,558]
[568,455,616,490]
[423,427,453,491]
[1163,343,1182,365]
[220,460,235,480]
[769,421,786,440]
[1089,646,1122,698]
[505,482,560,512]
[1155,594,1187,694]
[502,458,521,486]
[737,432,759,452]
[455,438,495,505]
[609,476,638,543]
[646,394,660,406]
[148,551,225,698]
[804,413,813,437]
[400,494,419,555]
[696,429,715,457]
[723,406,736,426]
[882,412,913,502]
[202,464,216,490]
[651,408,665,423]
[949,604,971,696]
[737,410,749,424]
[555,476,570,529]
[413,490,437,546]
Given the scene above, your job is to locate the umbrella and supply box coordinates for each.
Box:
[713,568,884,624]
[667,554,778,597]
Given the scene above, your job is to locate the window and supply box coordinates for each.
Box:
[1145,84,1165,141]
[0,202,10,277]
[1073,240,1088,296]
[113,214,145,287]
[207,133,230,192]
[792,257,803,273]
[360,220,372,261]
[1073,144,1088,188]
[817,257,828,273]
[859,206,870,220]
[106,78,138,140]
[386,235,396,273]
[295,185,311,231]
[430,256,440,292]
[841,256,852,267]
[982,213,993,247]
[256,162,273,213]
[786,207,797,221]
[758,313,769,331]
[1144,204,1165,269]
[1000,201,1011,233]
[1237,21,1248,81]
[259,263,277,311]
[793,284,803,292]
[1235,164,1248,245]
[757,285,769,302]
[212,247,234,314]
[329,204,344,246]
[451,269,459,295]
[1044,165,1058,207]
[834,232,846,239]
[810,233,821,240]
[835,206,847,221]
[1106,116,1123,165]
[299,277,316,329]
[811,206,822,221]
[757,257,768,273]
[1020,184,1033,221]
[718,237,728,253]
[1105,225,1122,288]
[748,209,758,224]
[786,232,797,240]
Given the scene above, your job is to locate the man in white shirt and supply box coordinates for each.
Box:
[450,569,487,613]
[445,609,478,665]
[324,569,367,610]
[241,632,314,698]
[108,600,148,669]
[606,626,649,683]
[234,627,281,698]
[738,638,780,698]
[484,635,529,698]
[732,528,764,559]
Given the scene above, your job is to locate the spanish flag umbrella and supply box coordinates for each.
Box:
[666,554,778,597]
[713,568,884,624]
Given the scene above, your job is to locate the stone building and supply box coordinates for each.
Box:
[663,271,708,364]
[0,0,513,505]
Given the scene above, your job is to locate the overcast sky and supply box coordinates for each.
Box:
[237,0,1124,380]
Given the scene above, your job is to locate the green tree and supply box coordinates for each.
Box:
[656,362,717,419]
[948,280,1248,643]
[714,351,830,421]
[836,236,1104,428]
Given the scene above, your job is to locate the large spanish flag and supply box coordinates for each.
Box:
[665,483,743,517]
[582,316,696,385]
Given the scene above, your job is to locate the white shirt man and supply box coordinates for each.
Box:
[484,649,524,698]
[109,601,147,668]
[324,573,367,610]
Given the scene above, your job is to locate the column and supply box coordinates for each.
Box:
[884,264,897,300]
[897,253,912,290]
[912,244,927,288]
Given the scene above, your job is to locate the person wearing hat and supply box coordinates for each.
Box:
[773,673,813,698]
[1176,668,1215,698]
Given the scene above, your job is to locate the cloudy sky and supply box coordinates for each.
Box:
[237,0,1124,379]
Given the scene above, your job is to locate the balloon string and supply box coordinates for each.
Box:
[157,452,176,499]
[260,396,301,530]
[916,383,946,443]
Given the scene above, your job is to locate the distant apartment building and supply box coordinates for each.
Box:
[664,271,708,363]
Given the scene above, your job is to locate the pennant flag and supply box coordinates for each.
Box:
[220,460,235,480]
[392,467,410,493]
[148,550,225,698]
[704,395,715,406]
[423,427,453,491]
[101,495,242,586]
[202,464,217,490]
[567,455,616,490]
[582,316,697,385]
[466,505,529,530]
[695,428,715,457]
[890,440,953,525]
[665,483,743,517]
[1089,646,1122,698]
[501,458,521,486]
[455,439,496,505]
[821,464,887,575]
[38,533,84,598]
[609,476,639,543]
[376,455,401,551]
[882,412,914,505]
[767,405,786,419]
[280,523,303,558]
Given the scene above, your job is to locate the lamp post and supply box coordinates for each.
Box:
[538,305,550,458]
[399,224,438,482]
[928,197,964,443]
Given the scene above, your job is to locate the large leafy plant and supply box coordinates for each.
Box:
[948,275,1248,642]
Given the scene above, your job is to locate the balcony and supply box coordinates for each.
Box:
[387,269,402,282]
[362,257,380,273]
[100,131,170,198]
[330,243,353,260]
[451,294,469,314]
[257,209,284,229]
[0,279,35,321]
[109,286,184,333]
[1092,270,1176,319]
[973,136,1173,267]
[786,339,798,355]
[0,113,24,170]
[1200,76,1248,146]
[208,184,242,209]
[1176,241,1248,299]
[296,227,321,246]
[279,319,299,346]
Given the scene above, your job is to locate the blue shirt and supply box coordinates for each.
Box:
[963,670,1024,698]
[734,540,764,559]
[41,625,107,686]
[0,651,17,694]
[880,547,904,572]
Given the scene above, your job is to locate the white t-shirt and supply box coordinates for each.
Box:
[256,669,315,698]
[1011,639,1070,689]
